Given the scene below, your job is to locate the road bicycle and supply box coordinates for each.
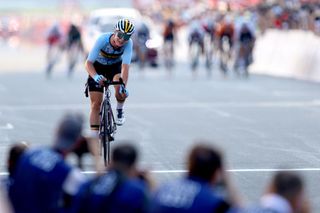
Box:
[219,36,232,76]
[99,78,125,166]
[163,40,174,71]
[204,33,214,72]
[234,41,254,78]
[189,32,202,72]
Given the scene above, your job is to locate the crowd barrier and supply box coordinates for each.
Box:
[250,29,320,82]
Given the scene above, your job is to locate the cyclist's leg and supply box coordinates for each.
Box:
[87,66,105,136]
[113,73,126,101]
[89,92,103,135]
[67,42,77,77]
[87,82,104,169]
[46,44,56,77]
[106,62,126,125]
[113,73,127,125]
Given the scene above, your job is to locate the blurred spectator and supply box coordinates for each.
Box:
[149,142,242,213]
[5,142,28,189]
[71,136,90,169]
[70,142,152,213]
[247,171,310,213]
[66,23,84,78]
[9,112,87,213]
[0,184,12,213]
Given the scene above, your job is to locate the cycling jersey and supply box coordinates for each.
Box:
[9,148,85,213]
[150,176,231,213]
[163,24,175,41]
[239,31,254,44]
[70,169,149,213]
[47,24,62,46]
[67,24,81,48]
[87,32,133,65]
[217,23,235,39]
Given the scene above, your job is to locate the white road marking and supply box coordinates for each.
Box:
[150,168,320,173]
[0,123,14,130]
[0,100,319,111]
[2,168,320,176]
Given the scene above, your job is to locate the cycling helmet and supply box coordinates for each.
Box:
[115,18,135,35]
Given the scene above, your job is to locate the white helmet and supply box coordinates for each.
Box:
[115,18,135,35]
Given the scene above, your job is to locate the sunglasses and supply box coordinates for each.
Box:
[116,31,131,41]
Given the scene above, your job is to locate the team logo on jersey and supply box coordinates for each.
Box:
[99,50,123,59]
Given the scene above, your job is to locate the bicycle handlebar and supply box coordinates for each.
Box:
[103,78,125,87]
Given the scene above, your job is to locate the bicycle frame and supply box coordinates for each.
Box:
[99,79,124,166]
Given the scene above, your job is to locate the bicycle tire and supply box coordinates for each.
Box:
[100,100,111,166]
[106,106,114,164]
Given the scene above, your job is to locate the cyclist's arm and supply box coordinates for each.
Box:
[121,39,133,85]
[85,60,98,79]
[85,34,107,78]
[121,64,129,85]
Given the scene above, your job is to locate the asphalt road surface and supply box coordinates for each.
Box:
[1,57,320,211]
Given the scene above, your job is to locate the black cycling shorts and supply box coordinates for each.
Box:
[87,61,122,93]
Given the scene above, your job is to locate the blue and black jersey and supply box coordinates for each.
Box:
[87,32,133,65]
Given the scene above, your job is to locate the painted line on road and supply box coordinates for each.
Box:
[0,100,320,111]
[0,123,14,130]
[151,168,320,173]
[2,168,320,176]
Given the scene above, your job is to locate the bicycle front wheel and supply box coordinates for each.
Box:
[100,100,111,166]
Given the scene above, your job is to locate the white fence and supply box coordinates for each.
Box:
[250,29,320,82]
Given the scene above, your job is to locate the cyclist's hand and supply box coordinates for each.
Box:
[93,74,106,85]
[119,85,129,97]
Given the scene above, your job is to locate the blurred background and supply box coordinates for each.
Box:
[0,0,319,79]
[1,0,320,211]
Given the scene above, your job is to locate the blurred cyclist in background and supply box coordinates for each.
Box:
[188,16,205,73]
[234,22,255,77]
[162,19,177,70]
[217,16,235,51]
[84,18,134,141]
[45,22,64,78]
[135,22,150,69]
[66,23,84,78]
[216,16,235,75]
[203,17,217,72]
